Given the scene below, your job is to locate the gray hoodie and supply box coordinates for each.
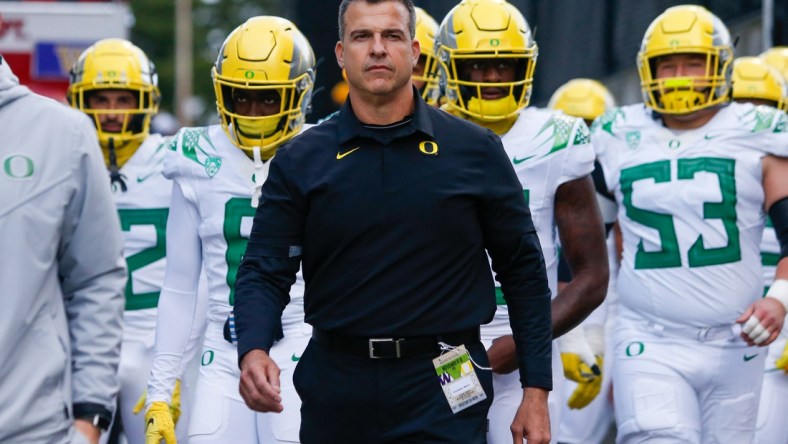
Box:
[0,56,126,443]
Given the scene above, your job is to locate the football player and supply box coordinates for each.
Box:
[142,16,315,444]
[68,39,200,444]
[435,1,609,442]
[592,6,788,443]
[412,7,440,105]
[549,79,619,444]
[732,54,788,444]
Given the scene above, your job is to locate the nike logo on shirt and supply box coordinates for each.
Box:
[337,147,360,160]
[512,155,535,164]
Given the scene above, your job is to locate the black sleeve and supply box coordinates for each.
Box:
[478,131,552,390]
[234,154,304,365]
[770,196,788,259]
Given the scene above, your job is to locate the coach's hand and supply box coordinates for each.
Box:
[144,402,176,444]
[239,348,283,412]
[511,387,550,444]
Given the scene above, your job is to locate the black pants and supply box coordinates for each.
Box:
[293,338,494,444]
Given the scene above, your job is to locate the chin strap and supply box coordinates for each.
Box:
[107,137,128,192]
[251,146,270,208]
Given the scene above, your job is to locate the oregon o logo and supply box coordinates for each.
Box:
[668,139,680,149]
[625,342,645,357]
[201,350,215,366]
[490,38,500,47]
[245,71,255,79]
[3,154,34,179]
[419,141,439,155]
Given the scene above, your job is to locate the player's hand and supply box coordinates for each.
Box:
[562,354,603,409]
[239,348,283,413]
[736,298,786,347]
[776,340,788,373]
[511,387,550,444]
[487,335,518,374]
[133,380,182,425]
[144,401,176,444]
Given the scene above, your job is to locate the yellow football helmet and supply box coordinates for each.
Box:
[732,57,787,111]
[413,7,440,104]
[436,0,538,121]
[637,5,733,114]
[213,16,315,158]
[759,47,788,82]
[68,38,160,152]
[548,79,616,122]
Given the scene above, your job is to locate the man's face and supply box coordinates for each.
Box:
[654,53,709,79]
[459,58,517,100]
[86,90,138,133]
[232,89,282,117]
[335,1,419,98]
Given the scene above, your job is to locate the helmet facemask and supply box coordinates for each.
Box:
[640,50,732,114]
[213,72,313,160]
[440,49,536,121]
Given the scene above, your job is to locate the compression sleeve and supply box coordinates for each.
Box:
[147,182,205,404]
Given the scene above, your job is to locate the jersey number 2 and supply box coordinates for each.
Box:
[118,208,169,310]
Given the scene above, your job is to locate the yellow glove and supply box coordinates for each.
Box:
[559,324,604,409]
[776,341,788,373]
[561,353,603,409]
[133,380,182,425]
[145,401,177,444]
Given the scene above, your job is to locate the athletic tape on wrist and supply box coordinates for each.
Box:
[766,279,788,312]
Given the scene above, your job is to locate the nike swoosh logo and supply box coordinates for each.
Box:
[337,147,360,160]
[512,155,535,165]
[291,353,301,362]
[744,353,759,362]
[136,171,158,183]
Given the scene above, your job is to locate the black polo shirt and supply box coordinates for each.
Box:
[234,91,552,389]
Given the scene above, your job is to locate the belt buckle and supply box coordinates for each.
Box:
[369,338,401,359]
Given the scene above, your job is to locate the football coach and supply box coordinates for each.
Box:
[233,1,552,443]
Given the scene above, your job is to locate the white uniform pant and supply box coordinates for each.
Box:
[188,321,310,443]
[755,333,788,444]
[612,317,764,444]
[483,340,562,444]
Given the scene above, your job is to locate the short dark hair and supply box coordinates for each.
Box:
[338,0,416,41]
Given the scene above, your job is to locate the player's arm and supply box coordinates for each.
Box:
[144,182,205,443]
[61,121,126,436]
[738,155,788,346]
[551,175,609,337]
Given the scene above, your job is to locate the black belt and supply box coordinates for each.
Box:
[311,328,480,359]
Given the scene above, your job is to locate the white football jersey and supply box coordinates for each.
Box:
[113,133,171,340]
[593,103,788,329]
[483,108,595,338]
[163,125,306,328]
